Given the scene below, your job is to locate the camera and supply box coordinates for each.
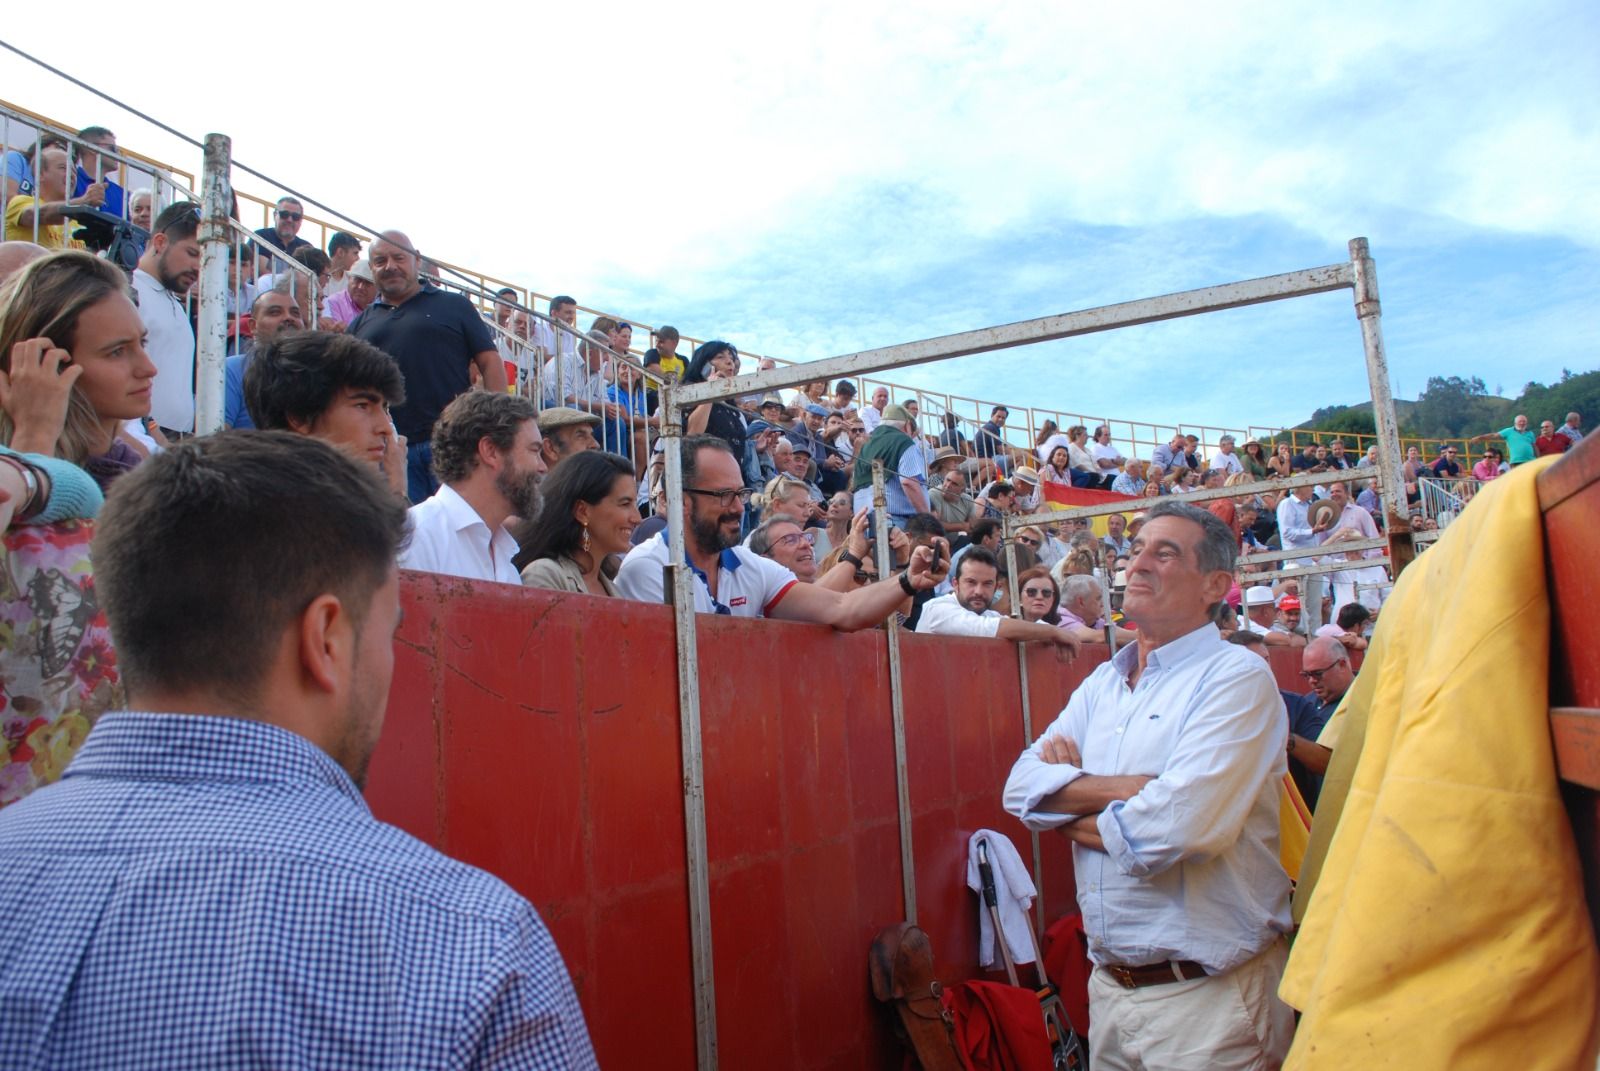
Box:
[59,206,149,273]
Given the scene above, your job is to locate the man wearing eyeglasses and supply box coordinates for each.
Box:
[617,436,949,625]
[1282,637,1346,807]
[253,196,314,257]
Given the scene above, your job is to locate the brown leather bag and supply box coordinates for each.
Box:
[869,922,963,1071]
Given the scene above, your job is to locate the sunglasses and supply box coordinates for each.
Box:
[277,210,303,221]
[1021,587,1054,598]
[1016,537,1041,547]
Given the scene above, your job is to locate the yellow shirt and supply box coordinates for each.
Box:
[3,196,79,250]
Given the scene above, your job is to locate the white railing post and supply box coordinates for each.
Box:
[194,133,232,435]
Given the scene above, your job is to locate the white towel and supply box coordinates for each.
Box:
[966,830,1037,968]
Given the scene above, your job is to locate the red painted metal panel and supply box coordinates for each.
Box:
[369,575,1308,1068]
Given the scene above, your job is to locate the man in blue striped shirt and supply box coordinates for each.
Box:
[0,432,596,1070]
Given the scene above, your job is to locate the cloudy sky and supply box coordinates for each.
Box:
[3,1,1595,435]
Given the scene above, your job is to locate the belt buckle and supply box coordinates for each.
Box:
[1109,965,1137,989]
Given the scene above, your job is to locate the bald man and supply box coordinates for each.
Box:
[350,229,505,502]
[0,240,47,284]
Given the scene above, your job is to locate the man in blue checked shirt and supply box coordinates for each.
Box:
[0,432,597,1070]
[1005,499,1294,1069]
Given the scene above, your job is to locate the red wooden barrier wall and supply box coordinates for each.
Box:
[365,578,1315,1068]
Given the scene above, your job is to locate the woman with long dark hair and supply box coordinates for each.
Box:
[681,340,748,459]
[515,451,639,596]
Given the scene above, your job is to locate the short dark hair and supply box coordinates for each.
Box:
[956,544,999,582]
[76,125,115,142]
[550,294,576,311]
[1336,602,1372,630]
[834,379,856,396]
[94,431,408,706]
[430,391,537,483]
[655,325,680,342]
[327,231,361,257]
[968,518,1001,545]
[991,406,1008,418]
[988,481,1015,497]
[153,201,199,240]
[903,513,946,542]
[245,331,405,432]
[512,451,634,570]
[292,247,330,275]
[1142,499,1239,575]
[494,286,517,300]
[682,433,736,485]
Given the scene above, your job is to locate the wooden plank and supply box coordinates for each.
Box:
[1552,708,1600,790]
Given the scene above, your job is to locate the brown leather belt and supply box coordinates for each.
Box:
[1102,959,1208,989]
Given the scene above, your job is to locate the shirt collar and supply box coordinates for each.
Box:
[434,483,494,536]
[62,710,368,809]
[1113,621,1223,677]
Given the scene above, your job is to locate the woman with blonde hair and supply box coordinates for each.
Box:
[0,251,156,489]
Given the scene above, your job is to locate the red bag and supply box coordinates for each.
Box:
[1040,913,1092,1038]
[941,979,1053,1071]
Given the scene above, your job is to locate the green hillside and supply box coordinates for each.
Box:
[1295,368,1598,441]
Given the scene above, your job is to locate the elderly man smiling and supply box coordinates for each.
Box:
[1005,499,1293,1068]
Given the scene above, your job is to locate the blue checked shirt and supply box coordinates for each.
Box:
[0,712,597,1070]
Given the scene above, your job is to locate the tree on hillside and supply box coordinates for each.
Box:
[1408,375,1510,439]
[1514,368,1600,429]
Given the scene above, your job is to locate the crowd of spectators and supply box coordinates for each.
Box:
[4,115,1596,1067]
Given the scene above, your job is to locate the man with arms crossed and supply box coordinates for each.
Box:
[1005,499,1293,1068]
[0,433,595,1068]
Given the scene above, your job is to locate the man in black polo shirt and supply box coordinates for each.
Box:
[253,197,315,257]
[351,229,506,502]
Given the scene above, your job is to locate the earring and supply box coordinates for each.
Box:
[581,525,591,553]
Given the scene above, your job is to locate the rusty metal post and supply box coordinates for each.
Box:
[1000,518,1045,930]
[193,133,232,435]
[1349,237,1414,577]
[872,462,918,923]
[659,394,718,1070]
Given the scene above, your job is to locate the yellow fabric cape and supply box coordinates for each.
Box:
[1282,458,1600,1068]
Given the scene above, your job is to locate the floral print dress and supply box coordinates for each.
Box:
[0,520,122,807]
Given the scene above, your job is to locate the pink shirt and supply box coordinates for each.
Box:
[325,288,365,326]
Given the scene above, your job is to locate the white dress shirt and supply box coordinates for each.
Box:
[1004,623,1291,973]
[913,593,1002,638]
[398,484,521,584]
[860,405,884,433]
[131,268,196,433]
[615,532,798,616]
[1275,494,1321,552]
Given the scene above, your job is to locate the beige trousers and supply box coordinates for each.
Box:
[1086,940,1294,1071]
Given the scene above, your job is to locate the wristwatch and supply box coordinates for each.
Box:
[1287,734,1298,755]
[898,572,917,597]
[0,455,41,521]
[840,550,864,569]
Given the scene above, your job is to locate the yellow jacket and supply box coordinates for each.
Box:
[1282,457,1599,1068]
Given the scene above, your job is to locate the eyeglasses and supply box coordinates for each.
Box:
[685,487,752,508]
[277,210,303,221]
[853,570,875,584]
[1300,666,1339,682]
[770,531,814,549]
[1016,536,1041,547]
[1021,586,1054,598]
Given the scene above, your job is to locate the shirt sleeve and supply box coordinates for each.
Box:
[460,907,599,1070]
[1003,686,1092,830]
[913,597,1002,638]
[461,300,496,354]
[1095,661,1286,878]
[613,544,666,604]
[756,555,800,615]
[1276,498,1313,544]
